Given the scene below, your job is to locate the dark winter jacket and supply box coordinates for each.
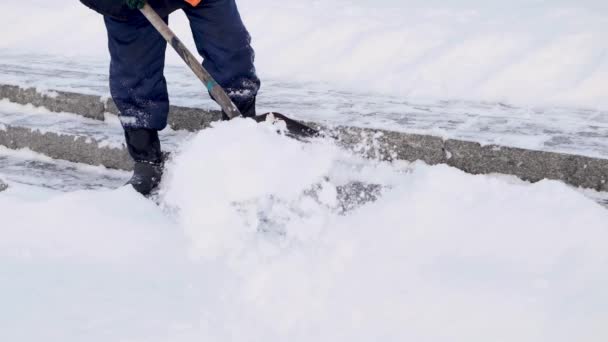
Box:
[80,0,199,21]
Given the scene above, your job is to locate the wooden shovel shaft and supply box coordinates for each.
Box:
[139,3,242,119]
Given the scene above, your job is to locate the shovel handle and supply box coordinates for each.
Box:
[139,3,242,119]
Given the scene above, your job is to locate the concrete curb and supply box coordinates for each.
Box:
[0,124,133,170]
[325,125,608,193]
[1,84,607,191]
[0,84,222,131]
[443,139,608,191]
[0,84,106,121]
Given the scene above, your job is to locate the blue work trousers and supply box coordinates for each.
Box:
[104,0,260,130]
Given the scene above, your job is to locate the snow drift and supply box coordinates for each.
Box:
[1,119,607,341]
[1,0,607,109]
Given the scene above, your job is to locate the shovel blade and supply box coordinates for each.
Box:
[253,113,319,138]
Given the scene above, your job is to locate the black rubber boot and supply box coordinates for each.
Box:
[127,161,164,196]
[124,128,164,196]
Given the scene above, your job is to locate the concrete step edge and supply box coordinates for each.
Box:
[0,84,221,131]
[0,124,133,171]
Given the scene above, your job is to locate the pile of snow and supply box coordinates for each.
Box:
[1,119,607,341]
[1,0,607,109]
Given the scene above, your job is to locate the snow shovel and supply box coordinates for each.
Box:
[139,3,318,138]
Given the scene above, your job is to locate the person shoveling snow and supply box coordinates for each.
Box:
[80,0,315,196]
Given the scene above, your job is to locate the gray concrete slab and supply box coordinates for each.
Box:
[0,84,106,121]
[0,124,133,171]
[333,125,608,192]
[444,139,608,191]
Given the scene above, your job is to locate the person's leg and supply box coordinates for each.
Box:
[104,13,169,194]
[104,13,170,134]
[183,0,260,118]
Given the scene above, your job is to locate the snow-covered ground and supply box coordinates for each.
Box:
[2,120,608,341]
[1,1,608,341]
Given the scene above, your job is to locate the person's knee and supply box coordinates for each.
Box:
[110,73,170,131]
